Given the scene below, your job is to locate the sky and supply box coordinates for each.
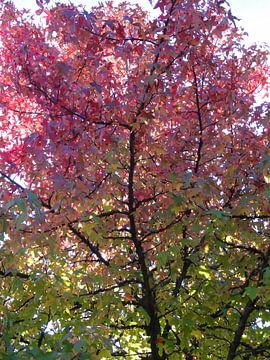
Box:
[11,0,270,46]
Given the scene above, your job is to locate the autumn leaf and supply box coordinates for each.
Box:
[0,0,269,358]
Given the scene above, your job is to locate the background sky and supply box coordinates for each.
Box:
[12,0,270,46]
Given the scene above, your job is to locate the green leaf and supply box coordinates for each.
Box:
[26,190,42,208]
[138,307,150,324]
[7,198,27,212]
[198,265,211,280]
[73,339,86,353]
[15,212,28,229]
[99,349,111,357]
[16,198,27,212]
[207,209,223,219]
[245,287,257,301]
[263,267,270,285]
[157,252,169,267]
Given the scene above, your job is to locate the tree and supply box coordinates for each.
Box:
[0,0,269,358]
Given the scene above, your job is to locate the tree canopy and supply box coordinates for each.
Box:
[0,0,269,358]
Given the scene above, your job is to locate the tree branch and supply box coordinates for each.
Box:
[68,224,110,266]
[192,66,203,174]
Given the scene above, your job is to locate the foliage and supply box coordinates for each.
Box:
[0,0,269,358]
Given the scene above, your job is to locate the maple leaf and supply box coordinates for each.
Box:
[0,0,269,359]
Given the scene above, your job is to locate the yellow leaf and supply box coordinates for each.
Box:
[191,329,203,339]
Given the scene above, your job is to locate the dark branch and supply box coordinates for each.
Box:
[192,66,203,174]
[0,270,30,279]
[68,224,110,266]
